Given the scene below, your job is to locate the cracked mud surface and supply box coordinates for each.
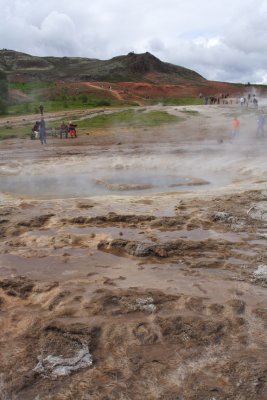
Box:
[0,105,267,399]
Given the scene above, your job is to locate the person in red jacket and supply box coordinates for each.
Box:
[231,117,240,138]
[68,121,77,138]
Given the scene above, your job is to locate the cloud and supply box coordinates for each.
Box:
[1,0,267,83]
[35,11,80,55]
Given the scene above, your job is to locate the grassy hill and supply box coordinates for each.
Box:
[0,50,204,84]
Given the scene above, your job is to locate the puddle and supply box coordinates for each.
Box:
[26,229,57,237]
[155,228,245,242]
[231,249,257,257]
[227,257,246,265]
[249,239,267,245]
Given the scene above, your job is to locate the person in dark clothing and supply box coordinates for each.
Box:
[256,113,265,138]
[39,104,44,116]
[60,121,68,139]
[31,121,40,139]
[39,118,46,144]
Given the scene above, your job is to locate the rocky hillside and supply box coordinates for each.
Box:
[0,49,205,84]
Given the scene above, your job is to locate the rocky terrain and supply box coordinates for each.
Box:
[0,104,267,399]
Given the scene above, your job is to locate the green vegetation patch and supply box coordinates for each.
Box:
[0,124,30,140]
[75,110,182,129]
[9,82,55,94]
[8,81,117,115]
[8,98,113,115]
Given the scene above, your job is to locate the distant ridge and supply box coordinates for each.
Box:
[0,49,205,84]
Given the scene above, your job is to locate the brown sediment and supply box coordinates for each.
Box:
[169,177,210,187]
[96,179,157,191]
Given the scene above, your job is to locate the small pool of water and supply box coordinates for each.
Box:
[156,228,246,242]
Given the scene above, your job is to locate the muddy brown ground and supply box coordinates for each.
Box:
[0,105,267,400]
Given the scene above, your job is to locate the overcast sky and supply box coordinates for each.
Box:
[1,0,267,83]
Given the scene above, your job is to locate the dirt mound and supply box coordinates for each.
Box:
[97,237,231,260]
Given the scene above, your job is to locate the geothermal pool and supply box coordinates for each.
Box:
[0,171,212,198]
[0,165,230,199]
[0,138,266,199]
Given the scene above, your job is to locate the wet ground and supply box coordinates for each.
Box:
[0,105,267,399]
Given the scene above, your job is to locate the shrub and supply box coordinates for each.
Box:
[81,95,88,103]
